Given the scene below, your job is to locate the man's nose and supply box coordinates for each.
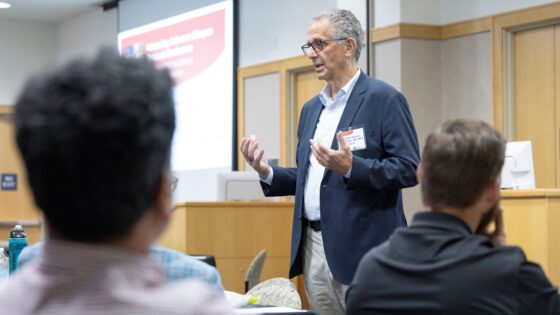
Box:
[306,48,318,59]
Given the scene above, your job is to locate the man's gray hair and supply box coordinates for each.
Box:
[313,9,363,62]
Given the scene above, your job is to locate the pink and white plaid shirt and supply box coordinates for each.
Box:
[0,240,233,315]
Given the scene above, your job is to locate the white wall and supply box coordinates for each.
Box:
[375,0,401,28]
[441,33,492,123]
[56,8,118,65]
[0,7,116,106]
[337,0,367,29]
[239,0,337,67]
[375,0,558,27]
[0,19,56,105]
[401,0,443,25]
[439,0,557,24]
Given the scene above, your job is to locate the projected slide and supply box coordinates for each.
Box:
[118,1,233,172]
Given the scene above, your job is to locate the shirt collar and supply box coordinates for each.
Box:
[319,69,361,108]
[410,211,473,236]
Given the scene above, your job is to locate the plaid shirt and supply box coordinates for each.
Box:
[0,241,231,315]
[17,242,223,291]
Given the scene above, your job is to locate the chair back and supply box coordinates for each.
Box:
[244,249,267,292]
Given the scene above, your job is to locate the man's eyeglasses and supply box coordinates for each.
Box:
[171,176,179,192]
[301,38,348,56]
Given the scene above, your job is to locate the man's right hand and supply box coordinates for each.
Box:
[240,135,270,179]
[487,207,506,247]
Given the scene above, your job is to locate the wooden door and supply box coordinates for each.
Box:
[514,25,560,188]
[290,70,324,167]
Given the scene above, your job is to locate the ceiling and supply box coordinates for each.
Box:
[0,0,108,23]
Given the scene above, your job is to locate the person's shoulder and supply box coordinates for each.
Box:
[139,279,233,314]
[151,245,222,287]
[154,246,217,274]
[357,74,405,103]
[470,241,531,277]
[483,243,527,262]
[359,74,398,92]
[168,253,218,276]
[17,242,44,267]
[301,94,322,109]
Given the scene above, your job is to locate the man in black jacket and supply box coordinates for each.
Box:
[346,119,560,315]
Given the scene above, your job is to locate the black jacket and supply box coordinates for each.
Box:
[346,211,560,315]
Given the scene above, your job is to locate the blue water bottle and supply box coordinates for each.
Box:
[9,225,27,274]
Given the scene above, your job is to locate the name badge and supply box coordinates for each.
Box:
[340,128,366,151]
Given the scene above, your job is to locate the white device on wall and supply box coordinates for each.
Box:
[500,141,536,189]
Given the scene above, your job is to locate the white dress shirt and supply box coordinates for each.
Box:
[263,69,361,221]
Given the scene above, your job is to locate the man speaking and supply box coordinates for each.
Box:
[240,9,420,315]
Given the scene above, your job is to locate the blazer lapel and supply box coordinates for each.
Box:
[330,72,367,150]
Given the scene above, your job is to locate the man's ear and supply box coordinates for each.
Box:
[416,164,424,183]
[486,178,501,205]
[345,38,357,58]
[153,172,173,220]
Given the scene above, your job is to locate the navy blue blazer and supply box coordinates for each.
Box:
[261,72,420,284]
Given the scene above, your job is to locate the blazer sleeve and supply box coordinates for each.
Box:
[260,165,297,196]
[347,92,420,191]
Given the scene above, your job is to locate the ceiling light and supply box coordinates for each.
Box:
[0,2,11,9]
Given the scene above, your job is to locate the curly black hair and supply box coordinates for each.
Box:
[15,48,175,242]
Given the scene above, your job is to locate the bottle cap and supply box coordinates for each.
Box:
[10,225,26,238]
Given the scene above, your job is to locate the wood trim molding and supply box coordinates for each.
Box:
[492,1,560,134]
[370,24,401,43]
[371,23,442,43]
[493,1,560,29]
[236,70,246,171]
[492,16,506,134]
[237,55,312,169]
[237,61,281,80]
[372,17,492,44]
[399,23,441,40]
[441,17,492,39]
[501,189,560,199]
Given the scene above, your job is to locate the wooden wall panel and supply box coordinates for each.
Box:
[502,189,560,286]
[0,105,42,243]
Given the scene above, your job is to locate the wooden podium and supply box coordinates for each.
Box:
[501,189,560,286]
[159,201,294,293]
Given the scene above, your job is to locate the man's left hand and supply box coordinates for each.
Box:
[310,131,352,174]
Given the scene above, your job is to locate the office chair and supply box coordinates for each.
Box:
[244,249,267,292]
